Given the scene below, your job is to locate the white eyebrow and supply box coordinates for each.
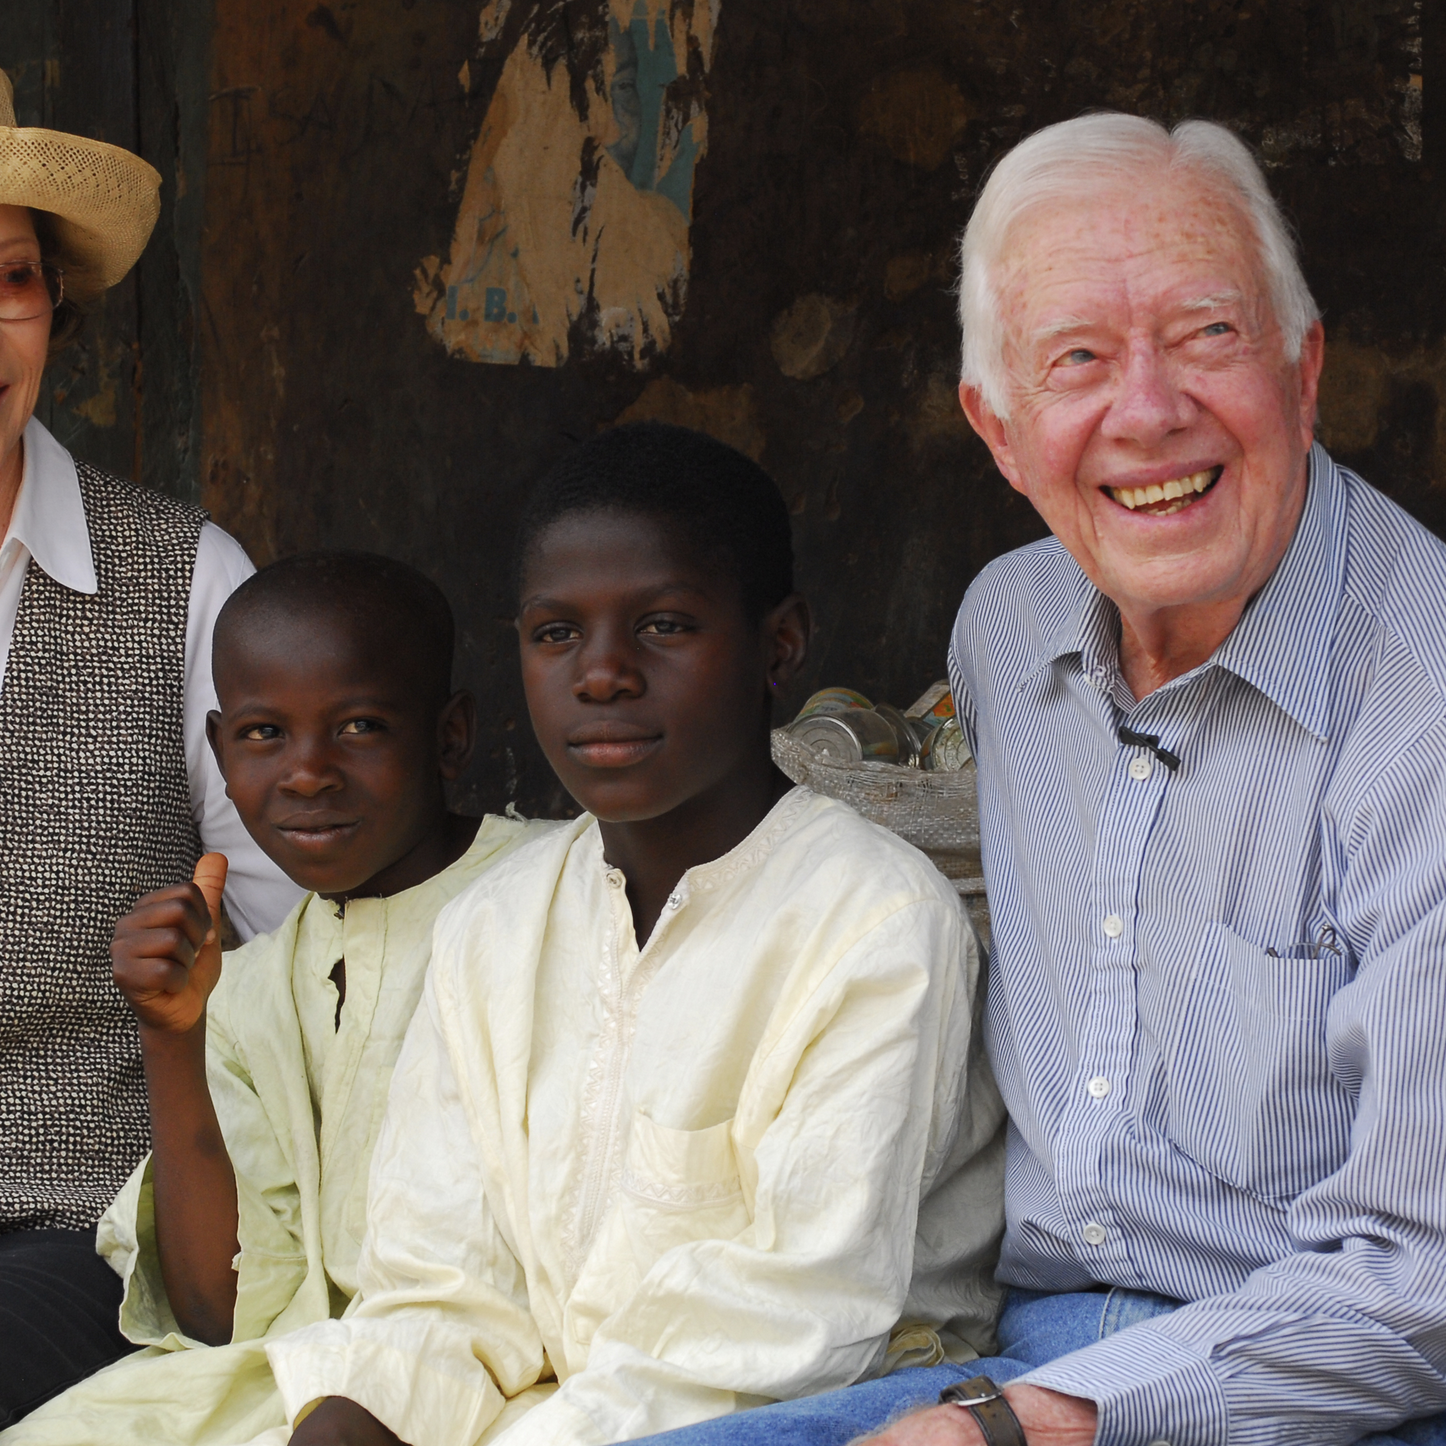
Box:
[1028,314,1095,349]
[1179,290,1244,312]
[1025,291,1248,355]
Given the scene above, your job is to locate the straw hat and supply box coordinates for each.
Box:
[0,69,161,301]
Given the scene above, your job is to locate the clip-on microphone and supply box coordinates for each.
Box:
[1117,725,1180,772]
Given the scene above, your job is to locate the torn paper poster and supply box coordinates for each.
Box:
[415,0,718,368]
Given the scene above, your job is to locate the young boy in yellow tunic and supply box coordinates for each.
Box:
[2,553,547,1445]
[274,424,1008,1446]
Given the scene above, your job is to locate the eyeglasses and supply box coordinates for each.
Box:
[0,261,65,322]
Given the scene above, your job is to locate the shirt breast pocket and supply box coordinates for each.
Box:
[619,1111,751,1260]
[565,1111,751,1360]
[1164,921,1355,1200]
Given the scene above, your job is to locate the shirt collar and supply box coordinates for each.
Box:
[1020,443,1344,740]
[1019,544,1108,690]
[5,418,97,595]
[1211,443,1343,741]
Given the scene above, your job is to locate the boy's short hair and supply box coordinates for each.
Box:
[518,422,795,621]
[215,551,455,705]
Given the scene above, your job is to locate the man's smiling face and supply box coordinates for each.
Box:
[962,169,1324,627]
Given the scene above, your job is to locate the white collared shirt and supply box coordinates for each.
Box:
[0,418,302,940]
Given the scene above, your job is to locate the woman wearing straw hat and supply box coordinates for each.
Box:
[0,71,300,1424]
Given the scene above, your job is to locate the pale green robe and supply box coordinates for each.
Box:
[2,815,542,1446]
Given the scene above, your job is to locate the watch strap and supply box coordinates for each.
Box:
[938,1375,1027,1446]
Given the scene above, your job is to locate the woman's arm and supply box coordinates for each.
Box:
[111,854,240,1345]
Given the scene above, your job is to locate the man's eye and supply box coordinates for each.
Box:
[241,724,281,742]
[534,623,580,644]
[1063,349,1096,366]
[1200,321,1232,337]
[339,719,382,736]
[638,617,688,636]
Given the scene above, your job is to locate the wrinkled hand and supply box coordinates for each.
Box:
[111,854,228,1033]
[863,1385,1098,1446]
[288,1397,405,1446]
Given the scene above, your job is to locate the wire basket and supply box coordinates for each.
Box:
[772,728,983,888]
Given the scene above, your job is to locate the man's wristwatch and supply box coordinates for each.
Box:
[938,1376,1027,1446]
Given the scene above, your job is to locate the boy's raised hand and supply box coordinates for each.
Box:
[112,853,229,1034]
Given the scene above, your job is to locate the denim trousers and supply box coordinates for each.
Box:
[631,1287,1446,1446]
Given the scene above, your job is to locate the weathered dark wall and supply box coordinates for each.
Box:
[7,1,1445,818]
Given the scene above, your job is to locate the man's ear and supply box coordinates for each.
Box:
[205,710,230,791]
[1296,319,1326,445]
[958,382,1027,495]
[763,593,811,691]
[437,690,478,782]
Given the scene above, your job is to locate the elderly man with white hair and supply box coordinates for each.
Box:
[628,113,1446,1446]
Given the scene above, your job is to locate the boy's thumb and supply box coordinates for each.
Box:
[192,853,229,929]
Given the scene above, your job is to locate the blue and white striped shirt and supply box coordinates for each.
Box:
[949,445,1446,1446]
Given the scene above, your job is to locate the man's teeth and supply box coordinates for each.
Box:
[1109,469,1215,512]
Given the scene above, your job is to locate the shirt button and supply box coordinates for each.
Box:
[1102,913,1124,938]
[607,873,623,889]
[1082,1221,1107,1247]
[1128,753,1153,781]
[666,891,681,910]
[1087,1075,1111,1099]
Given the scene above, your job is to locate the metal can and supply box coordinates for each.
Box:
[920,716,972,771]
[787,709,900,764]
[873,704,921,767]
[905,679,955,721]
[908,715,941,750]
[796,686,874,719]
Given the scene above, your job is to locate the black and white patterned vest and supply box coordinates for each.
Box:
[0,462,206,1232]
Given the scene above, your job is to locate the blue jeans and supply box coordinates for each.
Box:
[631,1288,1446,1445]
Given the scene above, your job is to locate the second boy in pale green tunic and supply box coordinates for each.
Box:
[3,821,537,1446]
[2,554,544,1446]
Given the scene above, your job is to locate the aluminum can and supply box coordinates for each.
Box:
[908,716,940,749]
[787,710,900,764]
[873,704,921,767]
[905,679,955,721]
[920,716,972,771]
[796,686,873,719]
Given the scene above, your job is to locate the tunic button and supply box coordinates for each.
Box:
[1128,753,1153,781]
[1082,1221,1108,1247]
[1087,1075,1111,1099]
[1102,913,1124,938]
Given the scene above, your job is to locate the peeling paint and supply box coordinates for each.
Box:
[908,372,975,450]
[770,294,859,381]
[420,0,717,368]
[1317,335,1446,494]
[884,245,956,303]
[858,64,972,172]
[613,375,765,459]
[72,335,123,430]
